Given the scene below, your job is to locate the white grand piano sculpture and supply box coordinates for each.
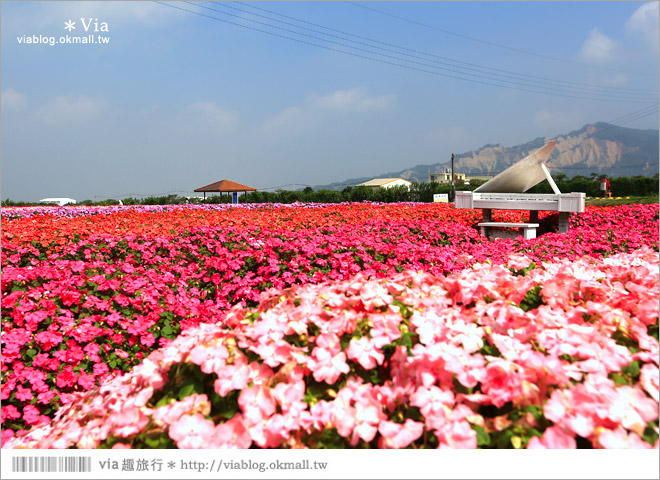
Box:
[454,140,585,239]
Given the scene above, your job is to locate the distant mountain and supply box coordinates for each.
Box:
[314,123,658,190]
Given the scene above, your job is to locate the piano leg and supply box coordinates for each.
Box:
[558,212,570,233]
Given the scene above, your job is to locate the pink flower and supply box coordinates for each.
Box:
[114,349,129,359]
[189,343,228,374]
[36,390,56,405]
[93,362,110,376]
[168,413,216,449]
[331,402,356,438]
[32,353,59,370]
[527,426,576,449]
[346,337,384,370]
[139,332,156,347]
[543,386,596,438]
[78,372,96,389]
[52,340,84,363]
[238,385,276,424]
[359,281,393,310]
[435,420,477,449]
[597,428,654,449]
[110,407,150,438]
[152,394,211,425]
[507,254,533,271]
[308,334,350,384]
[608,386,658,436]
[640,364,659,402]
[55,366,77,389]
[214,361,250,397]
[15,385,33,402]
[410,386,454,420]
[271,379,306,413]
[22,405,49,427]
[1,405,21,422]
[378,419,424,448]
[1,429,16,448]
[480,360,522,408]
[210,415,252,448]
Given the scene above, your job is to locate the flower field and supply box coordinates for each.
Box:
[1,202,658,449]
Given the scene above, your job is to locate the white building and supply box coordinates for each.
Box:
[429,169,466,184]
[429,169,494,185]
[357,178,412,189]
[38,198,77,206]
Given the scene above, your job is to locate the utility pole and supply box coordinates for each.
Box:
[450,153,456,202]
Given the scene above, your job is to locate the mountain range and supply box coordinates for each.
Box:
[314,123,659,190]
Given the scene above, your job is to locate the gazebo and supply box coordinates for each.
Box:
[194,179,257,203]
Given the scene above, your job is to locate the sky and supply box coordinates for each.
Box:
[1,1,658,201]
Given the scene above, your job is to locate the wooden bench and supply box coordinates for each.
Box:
[478,222,539,240]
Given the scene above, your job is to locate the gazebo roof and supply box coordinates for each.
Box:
[194,179,257,193]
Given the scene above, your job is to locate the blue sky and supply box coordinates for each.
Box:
[2,1,658,201]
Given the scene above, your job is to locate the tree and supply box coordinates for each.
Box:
[349,186,373,202]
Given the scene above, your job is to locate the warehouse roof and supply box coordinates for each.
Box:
[357,178,412,187]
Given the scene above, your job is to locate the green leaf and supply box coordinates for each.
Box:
[648,324,659,341]
[479,344,502,357]
[473,425,491,447]
[523,405,544,421]
[177,377,203,400]
[144,436,165,448]
[496,429,515,449]
[610,373,628,386]
[520,286,543,312]
[314,428,347,449]
[161,325,175,339]
[642,422,660,446]
[155,396,173,408]
[622,360,640,379]
[512,262,537,276]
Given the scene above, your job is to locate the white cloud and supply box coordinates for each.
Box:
[186,102,238,132]
[625,2,659,49]
[307,88,396,112]
[260,87,395,136]
[37,95,105,124]
[533,110,584,130]
[1,88,27,110]
[260,106,317,136]
[579,28,617,62]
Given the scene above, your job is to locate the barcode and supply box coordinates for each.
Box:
[11,456,92,473]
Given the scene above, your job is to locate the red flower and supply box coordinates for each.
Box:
[55,366,77,389]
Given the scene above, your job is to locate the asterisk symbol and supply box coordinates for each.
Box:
[64,20,75,32]
[167,461,176,470]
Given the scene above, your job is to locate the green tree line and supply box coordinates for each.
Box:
[527,173,659,197]
[2,175,657,207]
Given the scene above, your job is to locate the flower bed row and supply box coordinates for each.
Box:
[3,247,658,449]
[1,204,658,438]
[1,202,557,246]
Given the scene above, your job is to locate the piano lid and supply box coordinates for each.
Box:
[474,140,560,194]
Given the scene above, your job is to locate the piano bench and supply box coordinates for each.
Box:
[478,222,540,240]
